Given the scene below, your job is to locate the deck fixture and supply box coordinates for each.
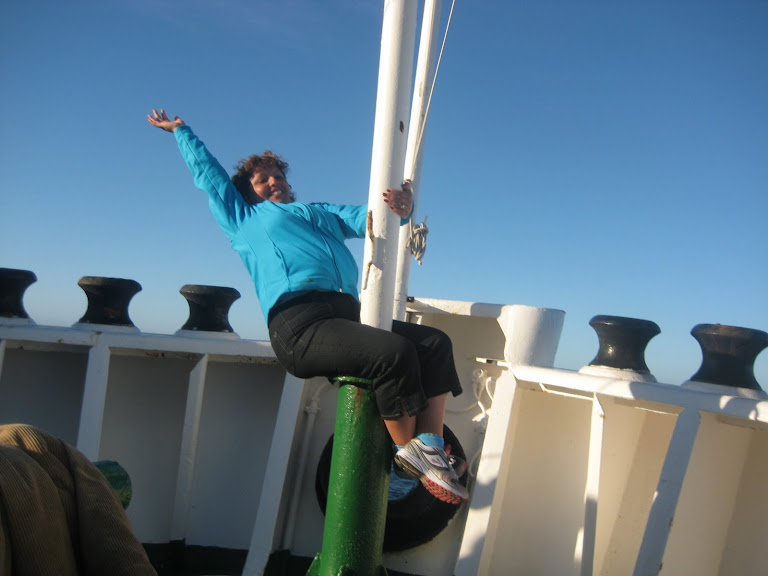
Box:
[75,276,142,329]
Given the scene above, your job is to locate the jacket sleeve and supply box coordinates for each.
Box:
[317,203,412,240]
[173,125,246,237]
[314,203,369,239]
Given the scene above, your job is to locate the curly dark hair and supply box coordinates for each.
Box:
[231,150,291,200]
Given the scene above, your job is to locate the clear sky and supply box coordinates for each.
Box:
[1,1,766,387]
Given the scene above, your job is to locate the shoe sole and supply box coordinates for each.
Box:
[421,476,465,505]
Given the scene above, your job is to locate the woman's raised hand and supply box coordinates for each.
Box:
[147,109,185,132]
[383,180,413,219]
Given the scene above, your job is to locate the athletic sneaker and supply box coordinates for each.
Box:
[393,452,467,479]
[394,439,469,504]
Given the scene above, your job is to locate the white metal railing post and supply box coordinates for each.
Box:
[76,336,110,460]
[242,374,307,576]
[580,395,606,576]
[171,353,209,541]
[633,407,702,576]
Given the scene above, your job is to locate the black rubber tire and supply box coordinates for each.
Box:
[315,424,468,551]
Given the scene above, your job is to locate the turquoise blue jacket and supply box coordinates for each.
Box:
[174,125,401,320]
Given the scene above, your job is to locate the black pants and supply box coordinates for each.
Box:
[268,291,462,419]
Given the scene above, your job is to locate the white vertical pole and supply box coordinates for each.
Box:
[243,374,307,576]
[171,354,208,541]
[76,337,110,460]
[394,0,442,321]
[456,369,521,576]
[633,408,701,576]
[580,396,606,576]
[360,0,418,329]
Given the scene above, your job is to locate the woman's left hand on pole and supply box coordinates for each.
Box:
[383,180,413,219]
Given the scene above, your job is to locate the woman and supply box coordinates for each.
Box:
[148,109,467,504]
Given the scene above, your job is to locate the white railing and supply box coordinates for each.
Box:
[1,268,766,576]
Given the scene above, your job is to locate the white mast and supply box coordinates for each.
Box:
[394,0,443,321]
[360,0,418,330]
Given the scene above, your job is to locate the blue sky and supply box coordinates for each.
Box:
[1,0,766,386]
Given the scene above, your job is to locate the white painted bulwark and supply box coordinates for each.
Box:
[1,300,766,576]
[457,361,768,576]
[0,322,284,550]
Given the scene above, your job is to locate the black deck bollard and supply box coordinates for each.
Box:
[76,276,142,328]
[178,284,240,334]
[688,324,768,391]
[581,315,661,381]
[0,268,37,321]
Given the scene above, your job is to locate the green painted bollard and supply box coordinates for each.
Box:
[306,378,390,576]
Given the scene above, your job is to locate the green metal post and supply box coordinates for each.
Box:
[306,381,390,576]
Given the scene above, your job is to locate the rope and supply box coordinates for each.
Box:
[407,216,429,266]
[405,0,456,265]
